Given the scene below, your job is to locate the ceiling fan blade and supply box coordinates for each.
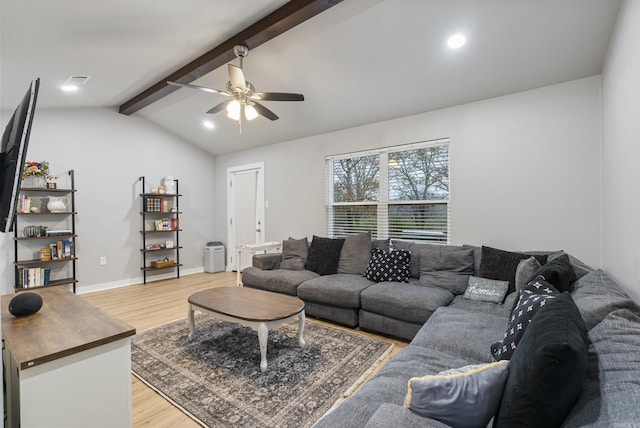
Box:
[251,92,305,102]
[252,102,279,121]
[167,81,230,96]
[206,100,231,114]
[228,64,247,91]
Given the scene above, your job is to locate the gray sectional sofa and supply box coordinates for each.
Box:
[242,233,640,427]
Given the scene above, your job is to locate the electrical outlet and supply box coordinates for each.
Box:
[99,256,107,265]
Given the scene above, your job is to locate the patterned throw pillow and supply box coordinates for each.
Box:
[491,279,560,361]
[363,248,411,283]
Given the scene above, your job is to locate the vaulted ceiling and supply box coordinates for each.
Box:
[1,0,622,156]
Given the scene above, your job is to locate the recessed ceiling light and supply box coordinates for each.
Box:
[447,34,467,49]
[61,85,79,92]
[202,120,215,129]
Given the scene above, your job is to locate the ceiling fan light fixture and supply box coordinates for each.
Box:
[226,100,241,121]
[245,104,258,121]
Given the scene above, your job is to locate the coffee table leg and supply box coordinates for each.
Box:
[258,322,269,372]
[298,310,306,346]
[188,304,196,339]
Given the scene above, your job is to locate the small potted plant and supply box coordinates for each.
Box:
[22,161,50,188]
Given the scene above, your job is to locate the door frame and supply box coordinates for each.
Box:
[226,162,265,270]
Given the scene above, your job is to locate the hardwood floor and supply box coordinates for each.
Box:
[81,272,406,427]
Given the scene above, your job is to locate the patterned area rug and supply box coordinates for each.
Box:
[131,315,394,427]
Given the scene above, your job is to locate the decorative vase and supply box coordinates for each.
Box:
[22,175,47,188]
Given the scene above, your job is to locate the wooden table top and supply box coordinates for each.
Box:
[2,287,136,370]
[188,287,304,322]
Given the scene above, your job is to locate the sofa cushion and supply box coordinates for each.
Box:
[392,241,464,279]
[361,281,454,325]
[279,237,308,271]
[241,267,319,296]
[363,248,411,283]
[365,403,451,428]
[570,269,640,330]
[478,246,548,294]
[561,307,640,427]
[463,276,509,304]
[306,235,345,275]
[405,360,510,428]
[297,274,374,309]
[514,256,541,296]
[491,279,560,361]
[412,306,507,364]
[530,254,577,292]
[494,292,588,428]
[418,248,474,294]
[338,231,372,275]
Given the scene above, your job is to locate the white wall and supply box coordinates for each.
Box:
[0,107,216,295]
[215,76,602,268]
[601,0,640,303]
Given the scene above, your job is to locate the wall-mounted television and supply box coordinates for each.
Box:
[0,78,40,232]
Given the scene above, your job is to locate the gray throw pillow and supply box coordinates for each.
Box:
[418,248,475,294]
[338,231,372,275]
[279,237,308,271]
[514,256,541,295]
[464,276,509,304]
[405,360,510,428]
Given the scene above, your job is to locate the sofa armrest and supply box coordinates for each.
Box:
[252,253,282,270]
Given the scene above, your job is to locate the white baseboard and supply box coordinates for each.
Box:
[77,267,205,294]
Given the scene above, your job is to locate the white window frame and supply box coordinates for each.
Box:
[326,138,450,243]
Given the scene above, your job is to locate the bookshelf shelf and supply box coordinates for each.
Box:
[14,170,77,293]
[139,176,181,284]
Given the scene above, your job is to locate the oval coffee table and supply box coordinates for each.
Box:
[188,286,305,372]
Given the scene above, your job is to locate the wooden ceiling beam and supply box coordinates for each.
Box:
[119,0,343,115]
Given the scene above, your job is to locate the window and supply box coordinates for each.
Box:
[326,139,449,243]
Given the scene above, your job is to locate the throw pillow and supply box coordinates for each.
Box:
[305,235,345,275]
[490,279,560,361]
[363,248,411,283]
[493,293,588,428]
[418,248,475,294]
[337,231,372,275]
[478,246,548,295]
[530,254,577,292]
[514,256,541,295]
[371,238,390,250]
[463,276,509,304]
[405,360,510,428]
[278,237,308,271]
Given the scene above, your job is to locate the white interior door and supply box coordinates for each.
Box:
[227,163,265,271]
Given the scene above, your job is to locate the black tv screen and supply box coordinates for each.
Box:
[0,78,40,232]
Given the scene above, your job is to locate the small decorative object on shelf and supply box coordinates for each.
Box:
[39,247,52,261]
[139,176,182,283]
[163,175,176,194]
[22,161,50,188]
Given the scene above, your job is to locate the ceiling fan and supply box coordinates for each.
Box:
[168,44,304,129]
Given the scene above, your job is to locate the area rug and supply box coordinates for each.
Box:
[131,315,394,427]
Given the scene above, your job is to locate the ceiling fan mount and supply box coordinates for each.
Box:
[167,44,304,130]
[233,44,249,58]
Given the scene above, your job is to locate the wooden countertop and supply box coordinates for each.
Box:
[2,287,136,370]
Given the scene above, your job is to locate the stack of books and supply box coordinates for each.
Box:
[154,218,179,231]
[48,240,74,259]
[18,267,51,288]
[144,197,170,212]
